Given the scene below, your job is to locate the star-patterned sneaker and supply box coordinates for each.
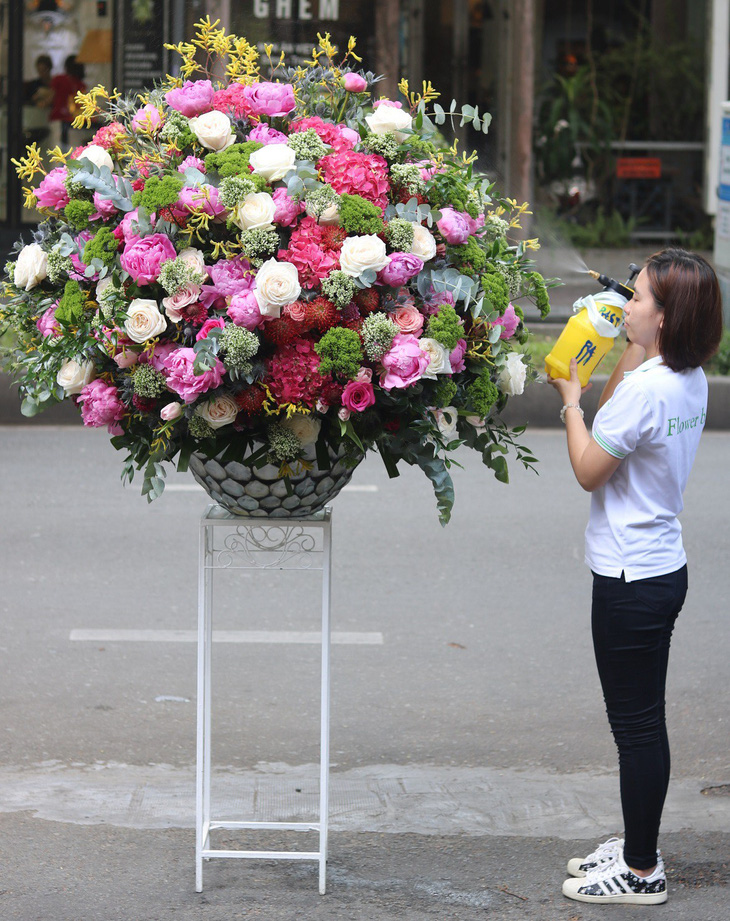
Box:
[566,836,624,877]
[562,854,667,905]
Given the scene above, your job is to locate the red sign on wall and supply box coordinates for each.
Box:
[616,158,662,179]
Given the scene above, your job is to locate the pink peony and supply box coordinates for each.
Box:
[449,338,467,373]
[162,284,202,323]
[343,73,368,93]
[243,81,296,117]
[342,379,376,413]
[374,99,403,109]
[380,333,430,390]
[120,233,176,285]
[131,104,162,133]
[228,290,264,329]
[175,185,226,221]
[319,150,390,210]
[201,256,254,309]
[34,168,69,211]
[114,208,152,244]
[78,379,126,433]
[196,317,226,340]
[391,303,425,335]
[165,80,214,117]
[165,347,225,403]
[37,304,61,338]
[377,252,424,287]
[177,155,206,173]
[248,123,289,145]
[142,341,178,373]
[437,208,471,245]
[495,302,520,339]
[90,191,117,221]
[272,187,304,227]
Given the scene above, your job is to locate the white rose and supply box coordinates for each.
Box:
[305,200,340,225]
[189,111,236,151]
[177,247,206,279]
[497,352,527,396]
[418,337,452,379]
[339,235,391,278]
[14,243,48,290]
[410,223,437,262]
[253,259,301,317]
[78,144,114,172]
[465,414,487,433]
[196,394,239,429]
[231,192,276,231]
[124,298,168,343]
[282,413,321,446]
[249,143,297,182]
[365,105,413,142]
[56,359,94,396]
[433,406,459,440]
[162,283,202,322]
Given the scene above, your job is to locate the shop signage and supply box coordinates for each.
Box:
[116,0,169,96]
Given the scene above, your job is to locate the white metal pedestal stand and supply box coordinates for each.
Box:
[196,505,332,895]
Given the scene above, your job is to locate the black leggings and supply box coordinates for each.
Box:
[591,565,688,870]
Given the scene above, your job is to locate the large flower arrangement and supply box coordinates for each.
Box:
[1,20,550,523]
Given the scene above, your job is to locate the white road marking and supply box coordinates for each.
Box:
[70,628,383,645]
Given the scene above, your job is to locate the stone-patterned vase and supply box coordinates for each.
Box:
[189,441,364,518]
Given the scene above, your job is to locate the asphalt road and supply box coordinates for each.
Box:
[0,426,728,920]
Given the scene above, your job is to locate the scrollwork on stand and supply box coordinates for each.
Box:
[214,524,322,570]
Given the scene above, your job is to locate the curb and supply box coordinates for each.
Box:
[3,373,730,430]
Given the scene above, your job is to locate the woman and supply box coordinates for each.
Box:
[548,248,723,905]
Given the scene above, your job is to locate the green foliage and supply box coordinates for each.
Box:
[63,200,96,231]
[447,236,487,274]
[561,208,635,249]
[131,175,184,211]
[55,280,86,326]
[384,217,415,252]
[361,312,398,360]
[339,194,384,235]
[83,227,119,268]
[426,305,462,351]
[320,270,357,308]
[427,170,470,212]
[480,268,510,313]
[467,370,500,417]
[705,329,730,376]
[314,326,363,378]
[430,378,458,408]
[204,142,264,178]
[132,364,167,398]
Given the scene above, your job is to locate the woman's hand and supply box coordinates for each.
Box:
[547,357,592,405]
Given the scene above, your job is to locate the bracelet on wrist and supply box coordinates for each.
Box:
[560,402,584,424]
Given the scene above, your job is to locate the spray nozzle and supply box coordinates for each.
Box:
[588,264,641,301]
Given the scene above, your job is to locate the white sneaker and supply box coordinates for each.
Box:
[562,853,667,905]
[566,836,624,878]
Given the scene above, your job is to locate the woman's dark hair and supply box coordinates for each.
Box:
[645,247,723,372]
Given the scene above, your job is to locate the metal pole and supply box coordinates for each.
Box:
[318,513,332,894]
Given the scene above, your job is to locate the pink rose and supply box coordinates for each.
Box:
[374,99,403,109]
[380,333,431,390]
[283,300,307,322]
[34,167,69,211]
[113,348,139,369]
[243,82,296,117]
[131,104,162,133]
[495,303,520,340]
[272,187,304,227]
[37,304,61,338]
[162,283,202,322]
[165,79,214,117]
[196,317,226,340]
[391,303,424,335]
[449,338,467,373]
[343,73,368,93]
[354,367,373,383]
[165,347,225,403]
[248,123,289,145]
[120,233,177,285]
[227,290,264,330]
[377,253,424,287]
[78,379,126,432]
[437,208,471,245]
[342,379,376,413]
[338,407,351,421]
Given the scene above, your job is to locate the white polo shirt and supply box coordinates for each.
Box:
[585,356,708,582]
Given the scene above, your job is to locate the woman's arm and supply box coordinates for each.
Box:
[548,358,623,492]
[597,340,646,408]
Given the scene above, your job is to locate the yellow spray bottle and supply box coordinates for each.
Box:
[545,265,640,386]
